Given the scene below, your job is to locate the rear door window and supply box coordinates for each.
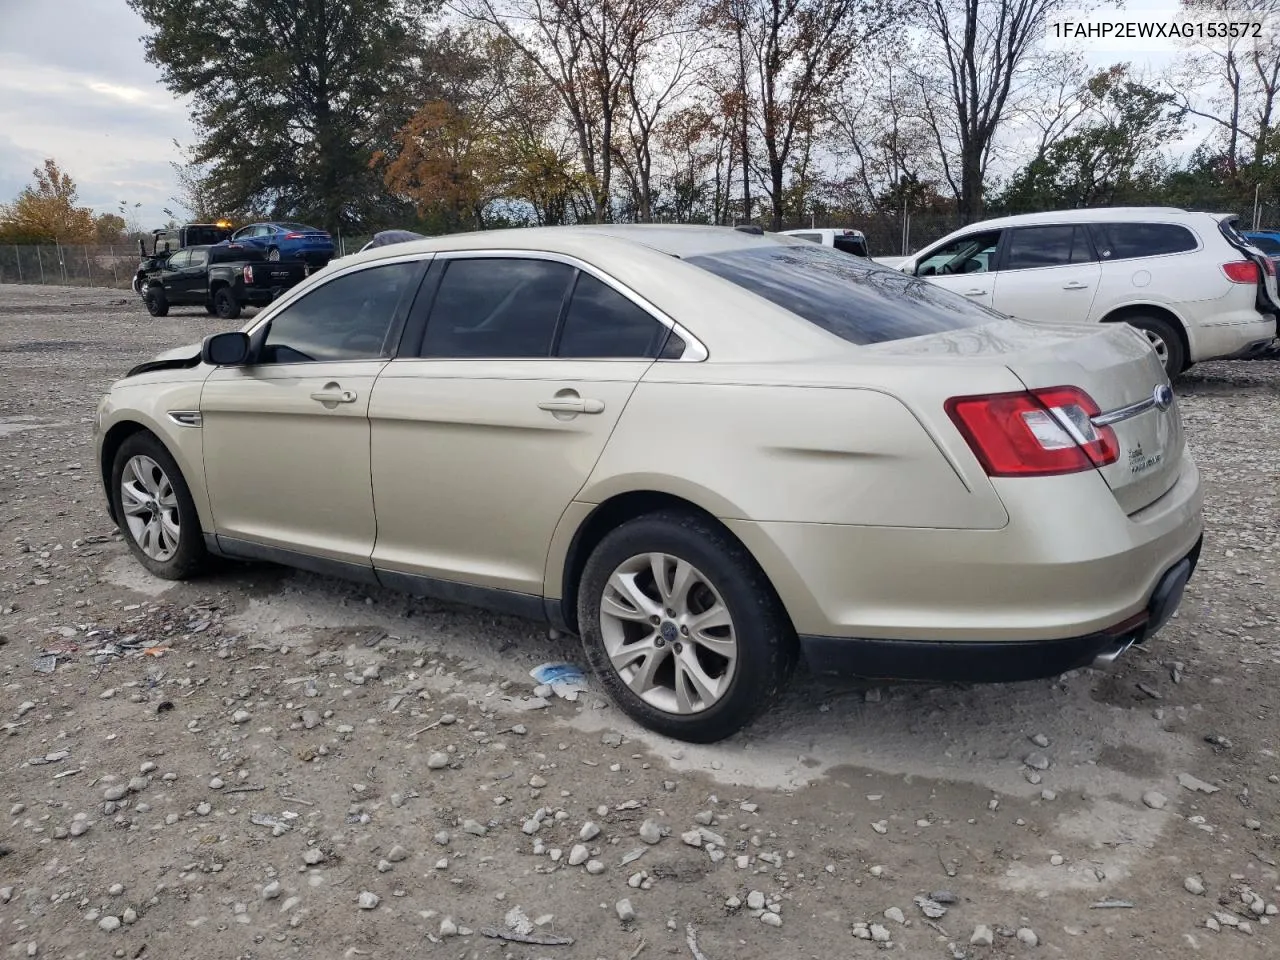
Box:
[421,258,576,358]
[1091,222,1197,259]
[1003,226,1094,269]
[687,243,998,345]
[556,273,670,358]
[187,248,209,268]
[790,233,823,243]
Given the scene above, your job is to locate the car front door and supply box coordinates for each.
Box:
[368,254,672,601]
[158,250,190,301]
[199,257,426,574]
[990,224,1101,323]
[168,247,209,305]
[911,230,1003,309]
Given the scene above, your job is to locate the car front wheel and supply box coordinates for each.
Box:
[266,247,281,262]
[145,288,168,317]
[111,433,208,580]
[577,510,795,743]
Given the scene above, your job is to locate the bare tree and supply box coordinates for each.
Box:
[1171,0,1280,174]
[912,0,1070,222]
[707,0,897,230]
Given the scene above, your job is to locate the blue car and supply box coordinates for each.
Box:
[224,221,334,266]
[1244,230,1280,261]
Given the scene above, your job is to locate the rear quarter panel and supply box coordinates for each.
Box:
[578,361,1019,529]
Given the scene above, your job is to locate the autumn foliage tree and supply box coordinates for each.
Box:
[0,159,96,243]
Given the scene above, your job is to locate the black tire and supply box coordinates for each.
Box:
[145,288,169,317]
[266,246,281,262]
[110,432,208,580]
[205,303,217,315]
[213,286,242,320]
[577,510,796,743]
[1125,315,1185,378]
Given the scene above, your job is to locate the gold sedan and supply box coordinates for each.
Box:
[94,226,1204,742]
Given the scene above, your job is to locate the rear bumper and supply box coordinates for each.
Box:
[240,288,278,306]
[800,536,1201,682]
[296,249,333,265]
[1187,308,1275,362]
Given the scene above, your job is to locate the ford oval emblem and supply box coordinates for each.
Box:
[1153,384,1174,411]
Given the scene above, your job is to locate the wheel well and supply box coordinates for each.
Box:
[558,491,773,635]
[209,279,228,293]
[99,421,153,523]
[1100,305,1191,370]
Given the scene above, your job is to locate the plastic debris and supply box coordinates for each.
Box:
[529,662,587,701]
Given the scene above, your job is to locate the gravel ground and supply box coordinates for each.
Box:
[1,283,1279,960]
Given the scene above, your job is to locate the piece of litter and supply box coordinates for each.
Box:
[1090,899,1135,909]
[479,927,574,946]
[33,655,57,674]
[529,663,587,701]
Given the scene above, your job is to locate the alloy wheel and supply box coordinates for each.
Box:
[120,455,181,562]
[1140,327,1169,365]
[598,553,738,715]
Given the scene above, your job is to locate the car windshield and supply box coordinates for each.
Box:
[686,242,1002,345]
[279,222,320,232]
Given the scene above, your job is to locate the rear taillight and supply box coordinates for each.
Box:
[243,265,254,283]
[1265,258,1277,277]
[1222,260,1259,283]
[946,387,1119,477]
[284,232,303,239]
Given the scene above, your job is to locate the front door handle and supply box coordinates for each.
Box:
[962,288,987,297]
[538,397,605,415]
[1063,281,1089,290]
[310,383,357,405]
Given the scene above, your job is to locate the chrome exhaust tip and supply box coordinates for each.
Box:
[1091,638,1136,668]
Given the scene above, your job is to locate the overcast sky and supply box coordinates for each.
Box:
[0,0,1201,228]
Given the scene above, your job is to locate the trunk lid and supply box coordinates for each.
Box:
[868,317,1184,514]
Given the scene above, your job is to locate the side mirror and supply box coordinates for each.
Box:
[202,331,250,366]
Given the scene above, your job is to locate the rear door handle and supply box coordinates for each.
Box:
[538,397,605,415]
[963,288,987,297]
[1063,281,1089,290]
[310,384,357,404]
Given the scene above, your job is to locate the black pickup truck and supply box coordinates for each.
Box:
[139,245,308,319]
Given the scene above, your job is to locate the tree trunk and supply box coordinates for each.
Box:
[959,147,984,224]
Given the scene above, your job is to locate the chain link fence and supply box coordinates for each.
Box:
[0,244,138,289]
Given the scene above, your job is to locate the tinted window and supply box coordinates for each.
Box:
[167,250,191,269]
[557,273,669,358]
[833,235,869,257]
[261,261,418,363]
[187,248,209,268]
[916,230,1002,276]
[1249,235,1280,255]
[1091,222,1197,259]
[422,258,575,358]
[687,243,999,346]
[1004,225,1093,270]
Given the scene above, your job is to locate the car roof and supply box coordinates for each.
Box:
[335,224,807,269]
[951,207,1214,232]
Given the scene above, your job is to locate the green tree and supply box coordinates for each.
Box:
[128,0,435,233]
[998,66,1184,212]
[93,213,127,243]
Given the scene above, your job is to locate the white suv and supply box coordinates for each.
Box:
[884,208,1278,375]
[782,227,869,257]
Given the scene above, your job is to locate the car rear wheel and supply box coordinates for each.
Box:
[110,433,208,580]
[267,246,281,262]
[1125,315,1184,378]
[145,288,168,317]
[577,510,795,743]
[213,287,242,320]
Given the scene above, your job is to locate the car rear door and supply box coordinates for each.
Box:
[911,229,1003,309]
[367,253,671,599]
[990,225,1101,323]
[199,257,425,571]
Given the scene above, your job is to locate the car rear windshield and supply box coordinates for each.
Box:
[685,243,1000,345]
